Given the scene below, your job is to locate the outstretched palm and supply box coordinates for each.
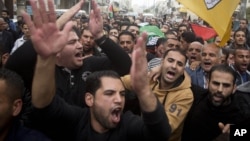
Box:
[22,0,72,58]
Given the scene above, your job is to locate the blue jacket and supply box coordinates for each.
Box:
[186,66,206,88]
[7,19,17,31]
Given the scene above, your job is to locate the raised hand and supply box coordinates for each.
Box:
[130,32,157,112]
[22,0,73,59]
[130,32,149,95]
[56,0,85,29]
[89,0,104,39]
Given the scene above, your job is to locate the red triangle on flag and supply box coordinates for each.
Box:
[190,23,217,40]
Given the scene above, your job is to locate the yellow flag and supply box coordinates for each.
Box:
[177,0,240,46]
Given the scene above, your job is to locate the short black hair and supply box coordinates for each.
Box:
[181,31,196,43]
[195,36,205,45]
[233,46,250,56]
[120,21,130,29]
[85,70,122,95]
[156,38,167,47]
[1,9,9,15]
[178,24,188,30]
[126,24,139,31]
[233,28,246,38]
[163,48,188,63]
[118,31,135,41]
[72,26,81,38]
[224,48,234,62]
[240,18,248,24]
[209,64,237,85]
[0,68,24,102]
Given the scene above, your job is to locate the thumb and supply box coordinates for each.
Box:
[218,122,225,131]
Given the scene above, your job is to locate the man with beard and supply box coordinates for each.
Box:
[186,43,222,89]
[122,48,193,141]
[231,47,250,86]
[126,24,140,39]
[11,22,31,54]
[25,0,171,140]
[181,64,250,141]
[80,27,104,56]
[5,0,131,108]
[118,31,135,56]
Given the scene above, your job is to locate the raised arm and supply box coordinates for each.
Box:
[56,0,84,29]
[130,33,157,112]
[88,0,131,75]
[6,0,85,89]
[127,33,171,141]
[23,0,74,108]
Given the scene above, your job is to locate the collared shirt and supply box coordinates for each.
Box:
[203,71,208,89]
[11,36,27,55]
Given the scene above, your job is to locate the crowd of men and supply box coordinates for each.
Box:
[0,0,250,141]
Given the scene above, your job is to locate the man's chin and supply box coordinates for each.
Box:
[211,101,223,107]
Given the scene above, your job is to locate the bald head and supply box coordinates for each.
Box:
[186,41,203,65]
[190,41,203,48]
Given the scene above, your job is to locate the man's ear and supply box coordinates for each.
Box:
[85,92,94,107]
[2,53,10,66]
[12,99,22,117]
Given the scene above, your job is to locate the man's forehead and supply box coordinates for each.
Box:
[190,42,202,48]
[119,35,133,40]
[128,26,139,30]
[167,38,179,43]
[202,45,219,53]
[100,77,125,89]
[166,51,185,61]
[235,49,250,54]
[82,29,93,35]
[210,71,234,82]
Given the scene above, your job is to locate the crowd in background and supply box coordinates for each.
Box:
[0,0,250,141]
